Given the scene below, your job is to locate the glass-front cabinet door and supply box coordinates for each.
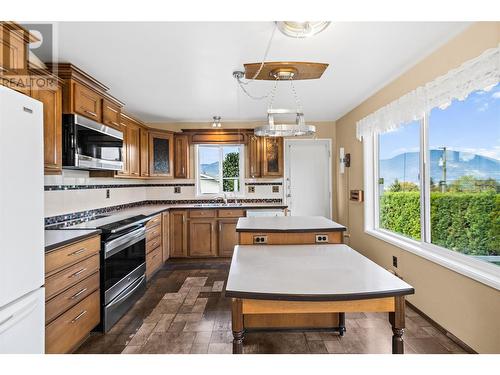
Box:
[262,137,283,177]
[149,131,174,177]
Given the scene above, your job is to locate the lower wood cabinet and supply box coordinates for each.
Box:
[188,218,217,257]
[162,211,170,262]
[45,290,100,354]
[218,219,239,257]
[44,235,101,354]
[145,214,162,280]
[170,210,188,257]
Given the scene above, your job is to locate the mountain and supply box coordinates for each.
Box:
[200,161,219,178]
[379,150,500,189]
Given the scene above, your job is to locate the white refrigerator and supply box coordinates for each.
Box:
[0,86,45,353]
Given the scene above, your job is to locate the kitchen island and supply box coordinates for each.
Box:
[235,215,348,331]
[226,244,415,354]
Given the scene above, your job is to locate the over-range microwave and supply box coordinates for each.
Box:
[62,114,124,171]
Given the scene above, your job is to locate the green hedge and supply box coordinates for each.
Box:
[379,191,499,256]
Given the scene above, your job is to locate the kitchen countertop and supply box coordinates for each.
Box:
[225,244,413,300]
[50,203,288,230]
[45,229,102,253]
[236,215,346,233]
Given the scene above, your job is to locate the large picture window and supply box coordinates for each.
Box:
[196,145,244,196]
[367,83,500,279]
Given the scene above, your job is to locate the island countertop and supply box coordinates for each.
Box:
[236,215,347,233]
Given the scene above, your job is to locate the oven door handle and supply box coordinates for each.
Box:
[104,226,146,259]
[107,275,145,308]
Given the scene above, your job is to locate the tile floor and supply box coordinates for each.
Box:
[75,259,468,354]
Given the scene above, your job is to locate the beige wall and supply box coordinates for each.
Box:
[334,22,500,353]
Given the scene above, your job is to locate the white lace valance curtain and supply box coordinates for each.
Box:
[356,43,500,141]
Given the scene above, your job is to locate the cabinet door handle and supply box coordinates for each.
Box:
[182,166,185,175]
[69,268,87,278]
[71,310,87,323]
[84,110,97,117]
[219,223,222,232]
[69,288,88,300]
[111,121,119,126]
[68,248,86,256]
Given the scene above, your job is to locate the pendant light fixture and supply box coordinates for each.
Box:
[233,21,330,137]
[276,21,331,38]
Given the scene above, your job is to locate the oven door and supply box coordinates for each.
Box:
[103,226,146,305]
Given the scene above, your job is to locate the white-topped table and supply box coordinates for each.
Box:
[225,244,414,354]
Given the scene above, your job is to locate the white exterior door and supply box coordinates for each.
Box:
[284,139,332,218]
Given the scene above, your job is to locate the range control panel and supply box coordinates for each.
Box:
[315,234,329,243]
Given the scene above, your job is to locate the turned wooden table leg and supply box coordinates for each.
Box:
[338,312,346,336]
[389,296,406,354]
[232,298,244,354]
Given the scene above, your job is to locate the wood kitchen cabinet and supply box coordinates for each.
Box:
[170,210,188,257]
[140,128,150,177]
[262,137,284,177]
[0,22,30,74]
[247,134,261,178]
[102,99,121,130]
[149,131,174,177]
[31,80,63,174]
[116,120,129,177]
[218,219,239,257]
[127,120,141,177]
[174,133,189,178]
[145,214,162,280]
[162,211,170,262]
[73,82,103,121]
[188,218,217,257]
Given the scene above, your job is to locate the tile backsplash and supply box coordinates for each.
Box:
[44,170,283,218]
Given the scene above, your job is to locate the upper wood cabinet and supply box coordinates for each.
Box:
[149,131,174,177]
[73,82,102,121]
[0,22,31,74]
[31,82,63,174]
[174,134,189,179]
[247,134,261,178]
[262,137,284,177]
[140,128,150,177]
[170,210,188,257]
[127,122,140,177]
[102,99,121,130]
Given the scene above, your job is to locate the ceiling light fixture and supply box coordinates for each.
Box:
[276,21,331,38]
[255,109,316,137]
[211,116,222,128]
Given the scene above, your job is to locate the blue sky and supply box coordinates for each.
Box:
[379,83,500,160]
[199,145,240,164]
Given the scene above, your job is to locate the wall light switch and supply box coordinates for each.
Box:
[248,186,255,193]
[272,185,280,193]
[174,186,181,194]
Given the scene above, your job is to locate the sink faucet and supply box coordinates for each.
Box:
[219,192,228,205]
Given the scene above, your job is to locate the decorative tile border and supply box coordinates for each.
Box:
[44,199,284,227]
[45,183,196,191]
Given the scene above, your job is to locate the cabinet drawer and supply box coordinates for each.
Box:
[46,254,100,300]
[146,236,162,254]
[73,83,102,121]
[217,209,245,218]
[45,236,100,275]
[189,209,216,218]
[45,272,99,324]
[146,214,162,229]
[146,225,162,242]
[102,99,121,130]
[45,290,100,354]
[146,246,162,279]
